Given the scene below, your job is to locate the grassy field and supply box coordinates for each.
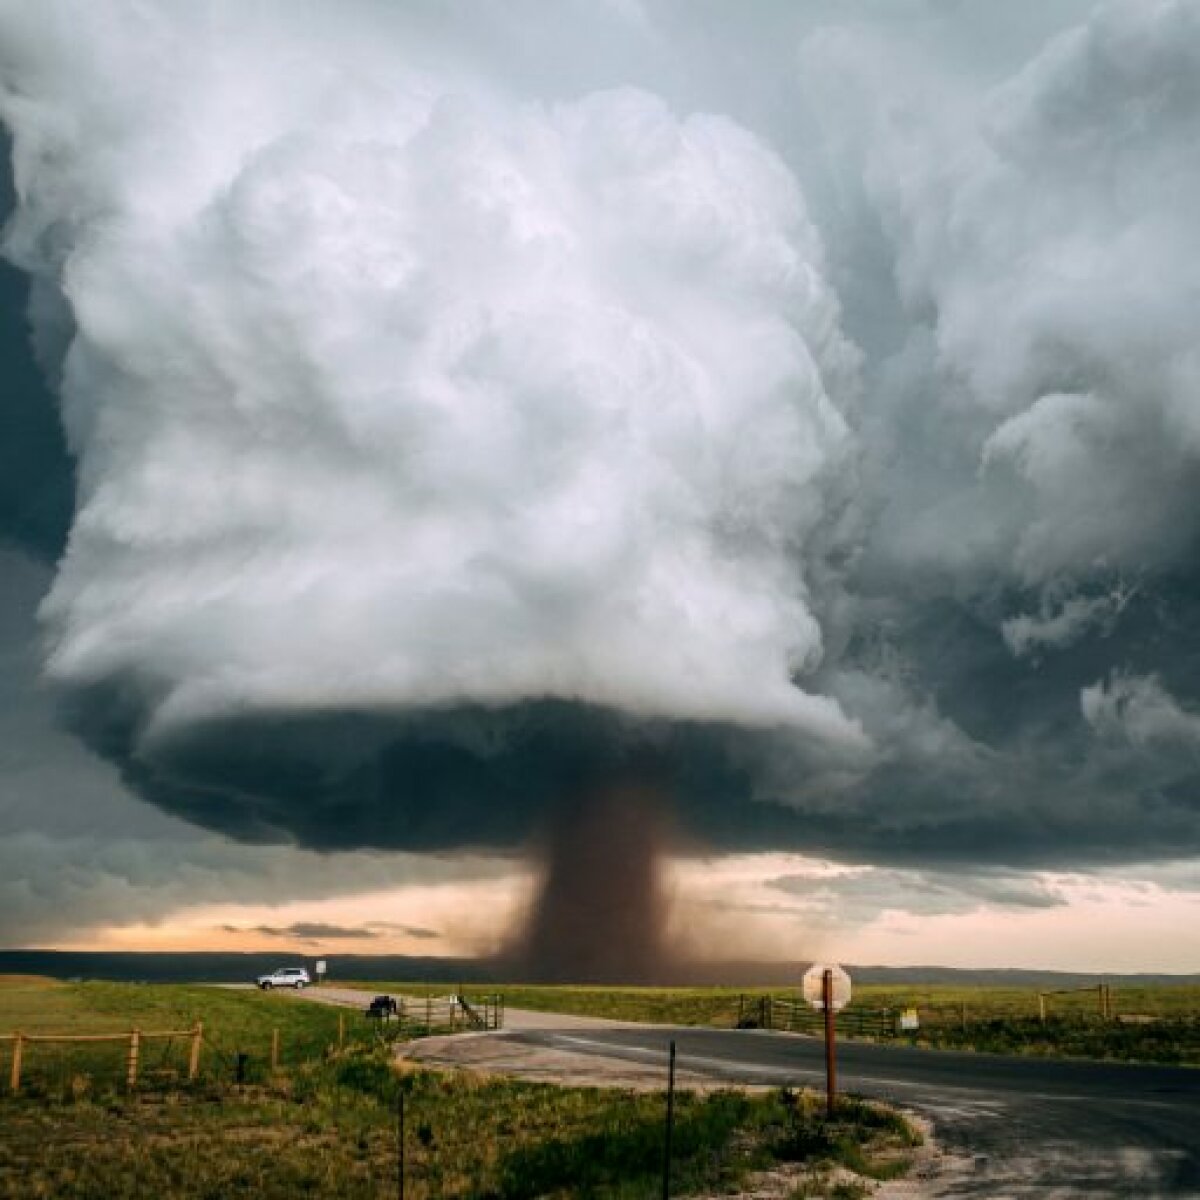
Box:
[0,978,918,1199]
[347,980,1200,1066]
[0,976,366,1092]
[859,983,1200,1065]
[363,983,758,1027]
[855,981,1200,1020]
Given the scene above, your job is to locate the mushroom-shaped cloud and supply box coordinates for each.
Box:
[0,5,865,868]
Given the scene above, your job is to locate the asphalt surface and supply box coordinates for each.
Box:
[279,987,1199,1195]
[503,1025,1200,1198]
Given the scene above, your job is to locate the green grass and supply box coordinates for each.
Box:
[0,979,919,1199]
[345,982,768,1027]
[346,980,1200,1066]
[0,980,374,1095]
[854,981,1200,1020]
[852,983,1200,1065]
[0,1064,916,1199]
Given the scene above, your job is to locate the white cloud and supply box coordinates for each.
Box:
[1,8,862,747]
[1001,581,1135,658]
[1082,673,1200,748]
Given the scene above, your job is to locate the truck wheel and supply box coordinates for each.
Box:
[262,982,273,990]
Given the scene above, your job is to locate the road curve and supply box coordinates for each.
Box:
[508,1025,1199,1198]
[280,987,1198,1196]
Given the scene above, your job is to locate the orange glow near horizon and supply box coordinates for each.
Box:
[40,853,1200,974]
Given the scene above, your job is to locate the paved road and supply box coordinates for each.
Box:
[279,987,1198,1195]
[504,1025,1200,1198]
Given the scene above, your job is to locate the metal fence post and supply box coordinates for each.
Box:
[397,1086,406,1200]
[662,1039,676,1200]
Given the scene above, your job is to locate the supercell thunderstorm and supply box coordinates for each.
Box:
[1,0,1199,970]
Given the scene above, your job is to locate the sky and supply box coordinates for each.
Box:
[1,0,1198,974]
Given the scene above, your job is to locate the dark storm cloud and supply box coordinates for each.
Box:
[0,545,513,945]
[0,133,73,564]
[1,0,1199,917]
[768,868,1066,923]
[56,687,846,854]
[367,922,440,940]
[250,923,380,941]
[221,921,439,941]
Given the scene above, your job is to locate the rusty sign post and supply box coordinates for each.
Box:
[803,963,851,1120]
[823,970,837,1118]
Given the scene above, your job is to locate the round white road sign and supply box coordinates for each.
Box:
[802,963,852,1012]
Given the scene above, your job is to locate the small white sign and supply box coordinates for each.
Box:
[315,960,327,976]
[898,1007,919,1031]
[802,963,852,1012]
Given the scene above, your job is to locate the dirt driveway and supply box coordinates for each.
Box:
[286,985,682,1087]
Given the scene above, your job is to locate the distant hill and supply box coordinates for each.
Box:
[827,965,1200,988]
[1,950,1196,988]
[0,950,495,985]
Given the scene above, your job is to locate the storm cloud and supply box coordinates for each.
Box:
[1,0,1199,939]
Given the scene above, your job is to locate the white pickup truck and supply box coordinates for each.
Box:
[255,966,311,990]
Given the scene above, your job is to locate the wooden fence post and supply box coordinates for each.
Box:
[338,1012,345,1050]
[1038,994,1046,1024]
[127,1029,141,1089]
[271,1028,280,1072]
[188,1022,203,1081]
[10,1033,22,1095]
